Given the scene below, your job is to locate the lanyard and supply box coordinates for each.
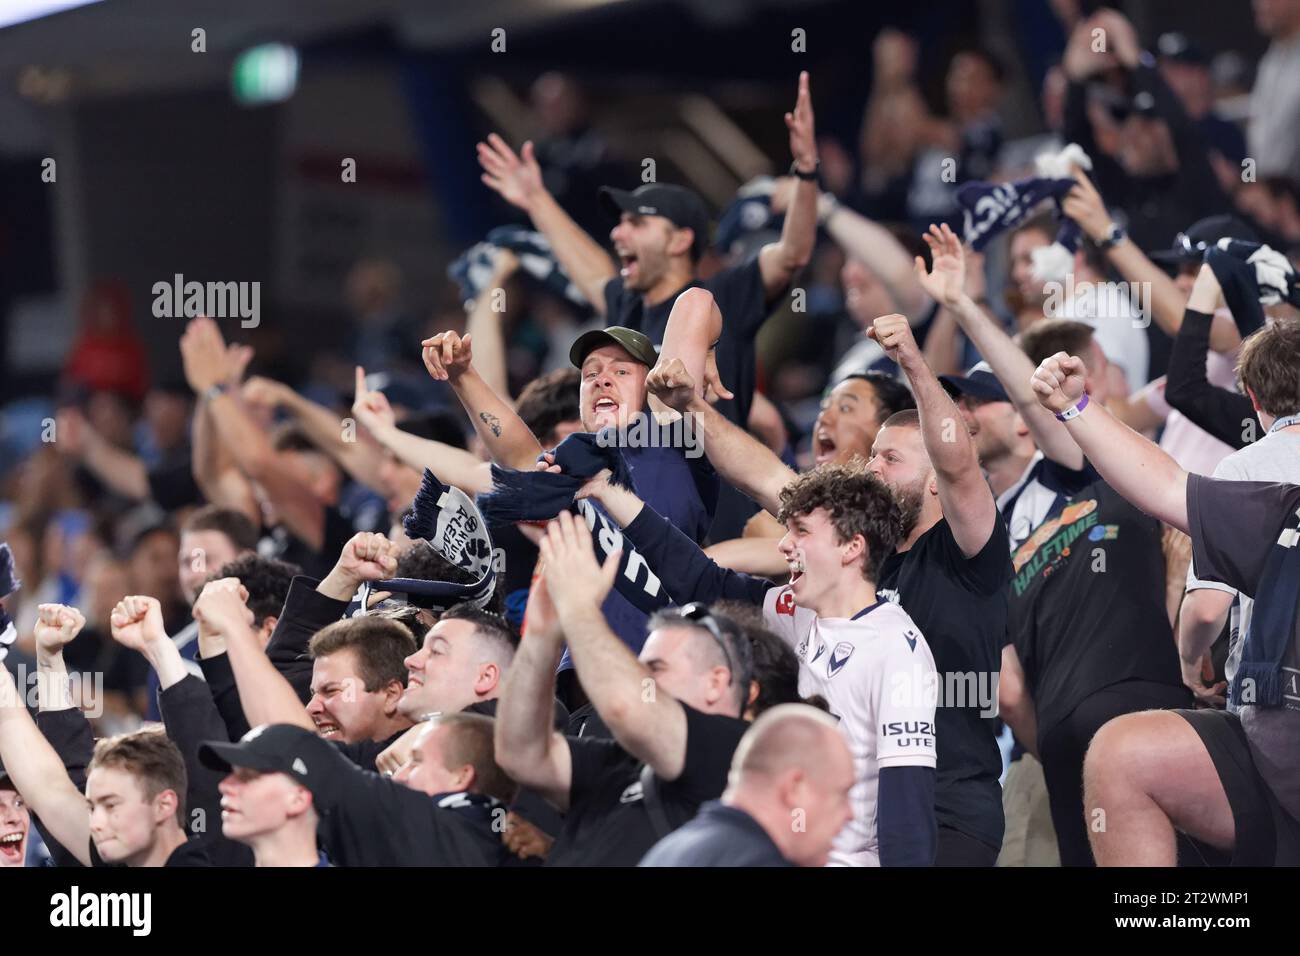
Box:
[1268,414,1300,435]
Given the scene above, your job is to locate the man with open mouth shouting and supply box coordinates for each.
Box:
[0,769,29,867]
[570,459,939,867]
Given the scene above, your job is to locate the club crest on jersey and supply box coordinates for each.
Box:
[776,589,795,616]
[827,642,854,678]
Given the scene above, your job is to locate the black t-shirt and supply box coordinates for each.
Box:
[1187,475,1300,813]
[603,258,771,428]
[89,835,213,868]
[1008,479,1185,737]
[332,728,408,772]
[877,516,1010,849]
[146,450,203,511]
[546,704,748,866]
[264,506,355,580]
[288,729,510,867]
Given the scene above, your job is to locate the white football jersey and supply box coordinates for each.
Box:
[763,585,938,866]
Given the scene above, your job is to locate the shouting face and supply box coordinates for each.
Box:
[609,212,688,292]
[0,787,29,867]
[812,379,885,465]
[579,344,648,432]
[777,507,863,616]
[306,648,399,743]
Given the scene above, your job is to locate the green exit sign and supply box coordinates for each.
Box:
[232,43,299,105]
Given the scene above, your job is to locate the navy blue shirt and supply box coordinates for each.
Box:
[640,801,791,867]
[561,429,719,667]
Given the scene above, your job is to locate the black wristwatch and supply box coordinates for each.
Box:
[1096,222,1126,249]
[790,159,820,182]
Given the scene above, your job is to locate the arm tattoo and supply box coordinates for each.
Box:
[479,411,502,438]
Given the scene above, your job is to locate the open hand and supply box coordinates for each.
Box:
[477,134,546,212]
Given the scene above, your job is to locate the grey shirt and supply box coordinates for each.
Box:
[1185,429,1300,711]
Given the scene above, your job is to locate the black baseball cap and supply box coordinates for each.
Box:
[1156,32,1208,66]
[599,184,711,259]
[1108,89,1159,122]
[198,724,315,781]
[1149,215,1259,266]
[569,326,659,369]
[941,362,1010,403]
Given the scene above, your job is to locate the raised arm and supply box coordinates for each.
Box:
[185,336,260,523]
[0,661,93,866]
[242,373,385,492]
[350,369,493,496]
[578,472,774,607]
[1164,265,1256,448]
[916,223,1085,470]
[477,135,615,314]
[422,330,545,469]
[869,308,996,557]
[757,72,818,301]
[646,360,795,516]
[463,250,517,397]
[181,317,326,548]
[192,578,316,734]
[541,512,694,779]
[494,570,573,811]
[819,202,929,318]
[54,407,150,501]
[1031,353,1188,531]
[34,603,87,713]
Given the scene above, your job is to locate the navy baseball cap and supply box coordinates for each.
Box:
[940,362,1010,403]
[599,184,710,259]
[198,724,315,781]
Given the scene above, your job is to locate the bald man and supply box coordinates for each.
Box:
[639,704,855,867]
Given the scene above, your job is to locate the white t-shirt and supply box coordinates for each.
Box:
[762,586,938,866]
[1053,283,1149,391]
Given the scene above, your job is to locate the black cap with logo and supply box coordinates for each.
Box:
[198,724,317,782]
[599,184,711,259]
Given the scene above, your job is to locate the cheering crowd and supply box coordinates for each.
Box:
[1,5,1300,868]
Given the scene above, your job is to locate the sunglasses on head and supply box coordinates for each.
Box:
[679,602,736,685]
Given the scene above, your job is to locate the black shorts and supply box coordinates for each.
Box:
[1176,708,1300,866]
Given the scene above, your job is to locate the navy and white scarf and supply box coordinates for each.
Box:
[957,143,1093,282]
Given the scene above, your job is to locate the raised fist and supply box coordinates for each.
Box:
[35,604,86,656]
